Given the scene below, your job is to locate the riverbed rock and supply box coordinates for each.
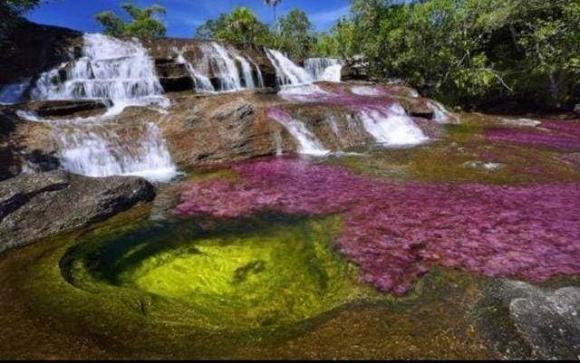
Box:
[491,281,580,360]
[0,171,155,254]
[163,92,289,169]
[25,100,108,117]
[156,61,194,93]
[0,18,81,85]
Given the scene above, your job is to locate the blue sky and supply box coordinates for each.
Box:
[26,0,351,37]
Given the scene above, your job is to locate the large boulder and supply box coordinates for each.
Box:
[0,171,155,254]
[163,93,288,169]
[0,19,81,85]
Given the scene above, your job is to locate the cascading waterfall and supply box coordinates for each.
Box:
[26,33,178,182]
[56,122,177,181]
[266,49,313,86]
[199,42,260,92]
[305,58,343,83]
[232,52,256,89]
[204,42,242,91]
[267,108,330,156]
[358,104,428,146]
[32,33,167,108]
[174,47,215,93]
[253,61,265,88]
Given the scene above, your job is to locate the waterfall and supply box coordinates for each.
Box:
[428,100,459,124]
[32,33,167,108]
[305,58,343,83]
[55,122,177,181]
[358,104,428,146]
[254,61,265,88]
[265,49,313,87]
[24,33,178,182]
[0,80,30,105]
[233,53,256,89]
[198,42,261,92]
[268,108,329,156]
[202,42,242,91]
[174,48,215,93]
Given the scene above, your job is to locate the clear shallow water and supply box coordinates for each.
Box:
[61,214,376,331]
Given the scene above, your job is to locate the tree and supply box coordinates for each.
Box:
[195,7,273,48]
[316,19,358,64]
[275,9,316,60]
[264,0,282,24]
[333,0,578,109]
[95,3,166,39]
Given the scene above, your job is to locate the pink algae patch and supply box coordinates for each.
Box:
[486,119,580,151]
[174,158,580,295]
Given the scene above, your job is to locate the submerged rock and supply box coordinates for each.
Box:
[0,171,155,254]
[463,161,505,171]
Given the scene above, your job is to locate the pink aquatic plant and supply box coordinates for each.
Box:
[486,119,580,151]
[174,158,580,295]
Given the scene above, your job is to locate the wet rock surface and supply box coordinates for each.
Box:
[24,100,108,118]
[0,171,155,254]
[484,281,580,360]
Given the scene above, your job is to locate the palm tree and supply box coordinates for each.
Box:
[264,0,281,24]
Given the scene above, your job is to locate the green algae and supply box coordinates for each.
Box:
[327,113,580,185]
[0,203,504,359]
[60,213,378,331]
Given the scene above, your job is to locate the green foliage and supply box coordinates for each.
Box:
[274,9,316,60]
[320,0,579,109]
[2,0,42,14]
[95,3,166,39]
[316,19,358,64]
[196,7,273,48]
[195,6,318,60]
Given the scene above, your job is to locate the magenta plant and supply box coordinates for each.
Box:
[174,158,580,295]
[487,119,580,151]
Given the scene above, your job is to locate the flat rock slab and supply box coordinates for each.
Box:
[502,281,580,360]
[0,171,155,254]
[25,100,108,117]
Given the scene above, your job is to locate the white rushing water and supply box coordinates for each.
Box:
[305,58,343,83]
[56,122,177,181]
[174,47,215,93]
[266,49,313,87]
[26,33,178,182]
[351,86,385,96]
[198,42,260,92]
[268,109,329,156]
[32,33,167,108]
[428,100,459,124]
[358,104,429,146]
[278,84,329,103]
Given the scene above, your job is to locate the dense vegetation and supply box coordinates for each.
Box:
[319,0,579,109]
[95,3,166,39]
